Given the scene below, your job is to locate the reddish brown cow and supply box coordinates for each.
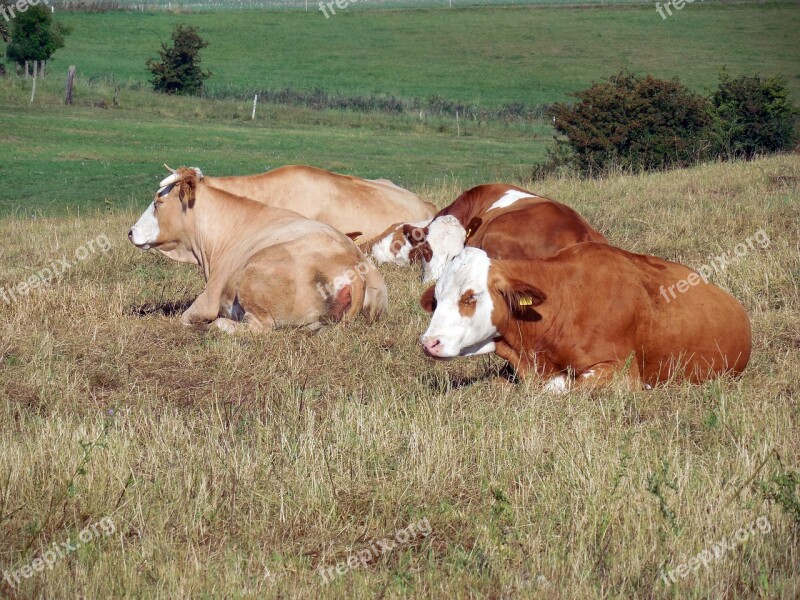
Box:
[368,184,606,281]
[419,244,752,390]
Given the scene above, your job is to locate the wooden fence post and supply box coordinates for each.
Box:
[65,65,76,105]
[252,94,258,120]
[30,62,37,103]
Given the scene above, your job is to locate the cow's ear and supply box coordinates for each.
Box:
[420,285,437,313]
[328,285,353,322]
[497,276,546,319]
[178,170,198,209]
[403,224,428,246]
[465,217,482,240]
[345,232,363,241]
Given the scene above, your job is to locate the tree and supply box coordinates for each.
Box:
[146,25,210,96]
[5,4,69,68]
[0,1,11,44]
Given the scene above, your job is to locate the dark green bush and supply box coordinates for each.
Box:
[712,72,796,159]
[546,71,713,176]
[146,25,210,96]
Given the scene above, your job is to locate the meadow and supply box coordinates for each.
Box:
[1,2,799,216]
[1,1,799,597]
[40,3,800,105]
[0,155,798,598]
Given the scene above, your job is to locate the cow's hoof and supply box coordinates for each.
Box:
[211,318,238,334]
[542,375,569,394]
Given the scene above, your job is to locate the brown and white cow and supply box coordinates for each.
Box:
[368,184,606,281]
[166,165,436,244]
[128,168,387,332]
[419,244,751,390]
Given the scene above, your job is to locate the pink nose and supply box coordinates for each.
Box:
[422,337,443,357]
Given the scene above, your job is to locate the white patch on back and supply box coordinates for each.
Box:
[130,202,160,248]
[488,189,537,212]
[421,215,467,283]
[543,375,569,394]
[420,247,497,358]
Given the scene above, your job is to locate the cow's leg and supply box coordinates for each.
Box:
[181,285,225,328]
[494,340,528,380]
[242,313,276,333]
[495,341,554,382]
[572,358,641,390]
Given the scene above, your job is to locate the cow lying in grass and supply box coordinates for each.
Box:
[419,244,751,390]
[128,168,387,332]
[367,184,606,282]
[163,164,436,245]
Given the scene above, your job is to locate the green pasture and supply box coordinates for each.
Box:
[0,2,798,216]
[36,3,800,105]
[0,79,547,216]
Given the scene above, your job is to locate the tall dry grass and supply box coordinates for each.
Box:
[0,155,798,598]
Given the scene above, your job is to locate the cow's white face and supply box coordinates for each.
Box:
[128,174,199,264]
[129,202,160,249]
[420,215,467,283]
[420,248,498,359]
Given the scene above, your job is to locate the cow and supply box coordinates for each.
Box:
[128,168,388,332]
[166,165,436,245]
[418,244,751,391]
[366,184,606,281]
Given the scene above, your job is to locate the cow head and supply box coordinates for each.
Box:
[128,166,204,264]
[402,215,467,283]
[419,248,546,359]
[370,220,431,265]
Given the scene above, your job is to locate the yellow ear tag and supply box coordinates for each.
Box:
[465,229,472,238]
[353,237,362,245]
[518,296,533,306]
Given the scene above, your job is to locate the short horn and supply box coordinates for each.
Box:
[163,164,177,174]
[159,173,180,188]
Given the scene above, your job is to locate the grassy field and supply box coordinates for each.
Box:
[1,1,799,596]
[0,155,798,598]
[27,3,800,105]
[1,3,799,216]
[0,76,548,216]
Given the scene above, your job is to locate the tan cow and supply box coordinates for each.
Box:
[168,165,436,244]
[419,244,751,390]
[128,168,387,332]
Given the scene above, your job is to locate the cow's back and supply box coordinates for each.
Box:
[437,183,534,224]
[623,250,752,383]
[206,166,434,240]
[550,244,751,384]
[467,199,607,260]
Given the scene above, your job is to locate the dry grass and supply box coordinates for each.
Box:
[0,155,798,599]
